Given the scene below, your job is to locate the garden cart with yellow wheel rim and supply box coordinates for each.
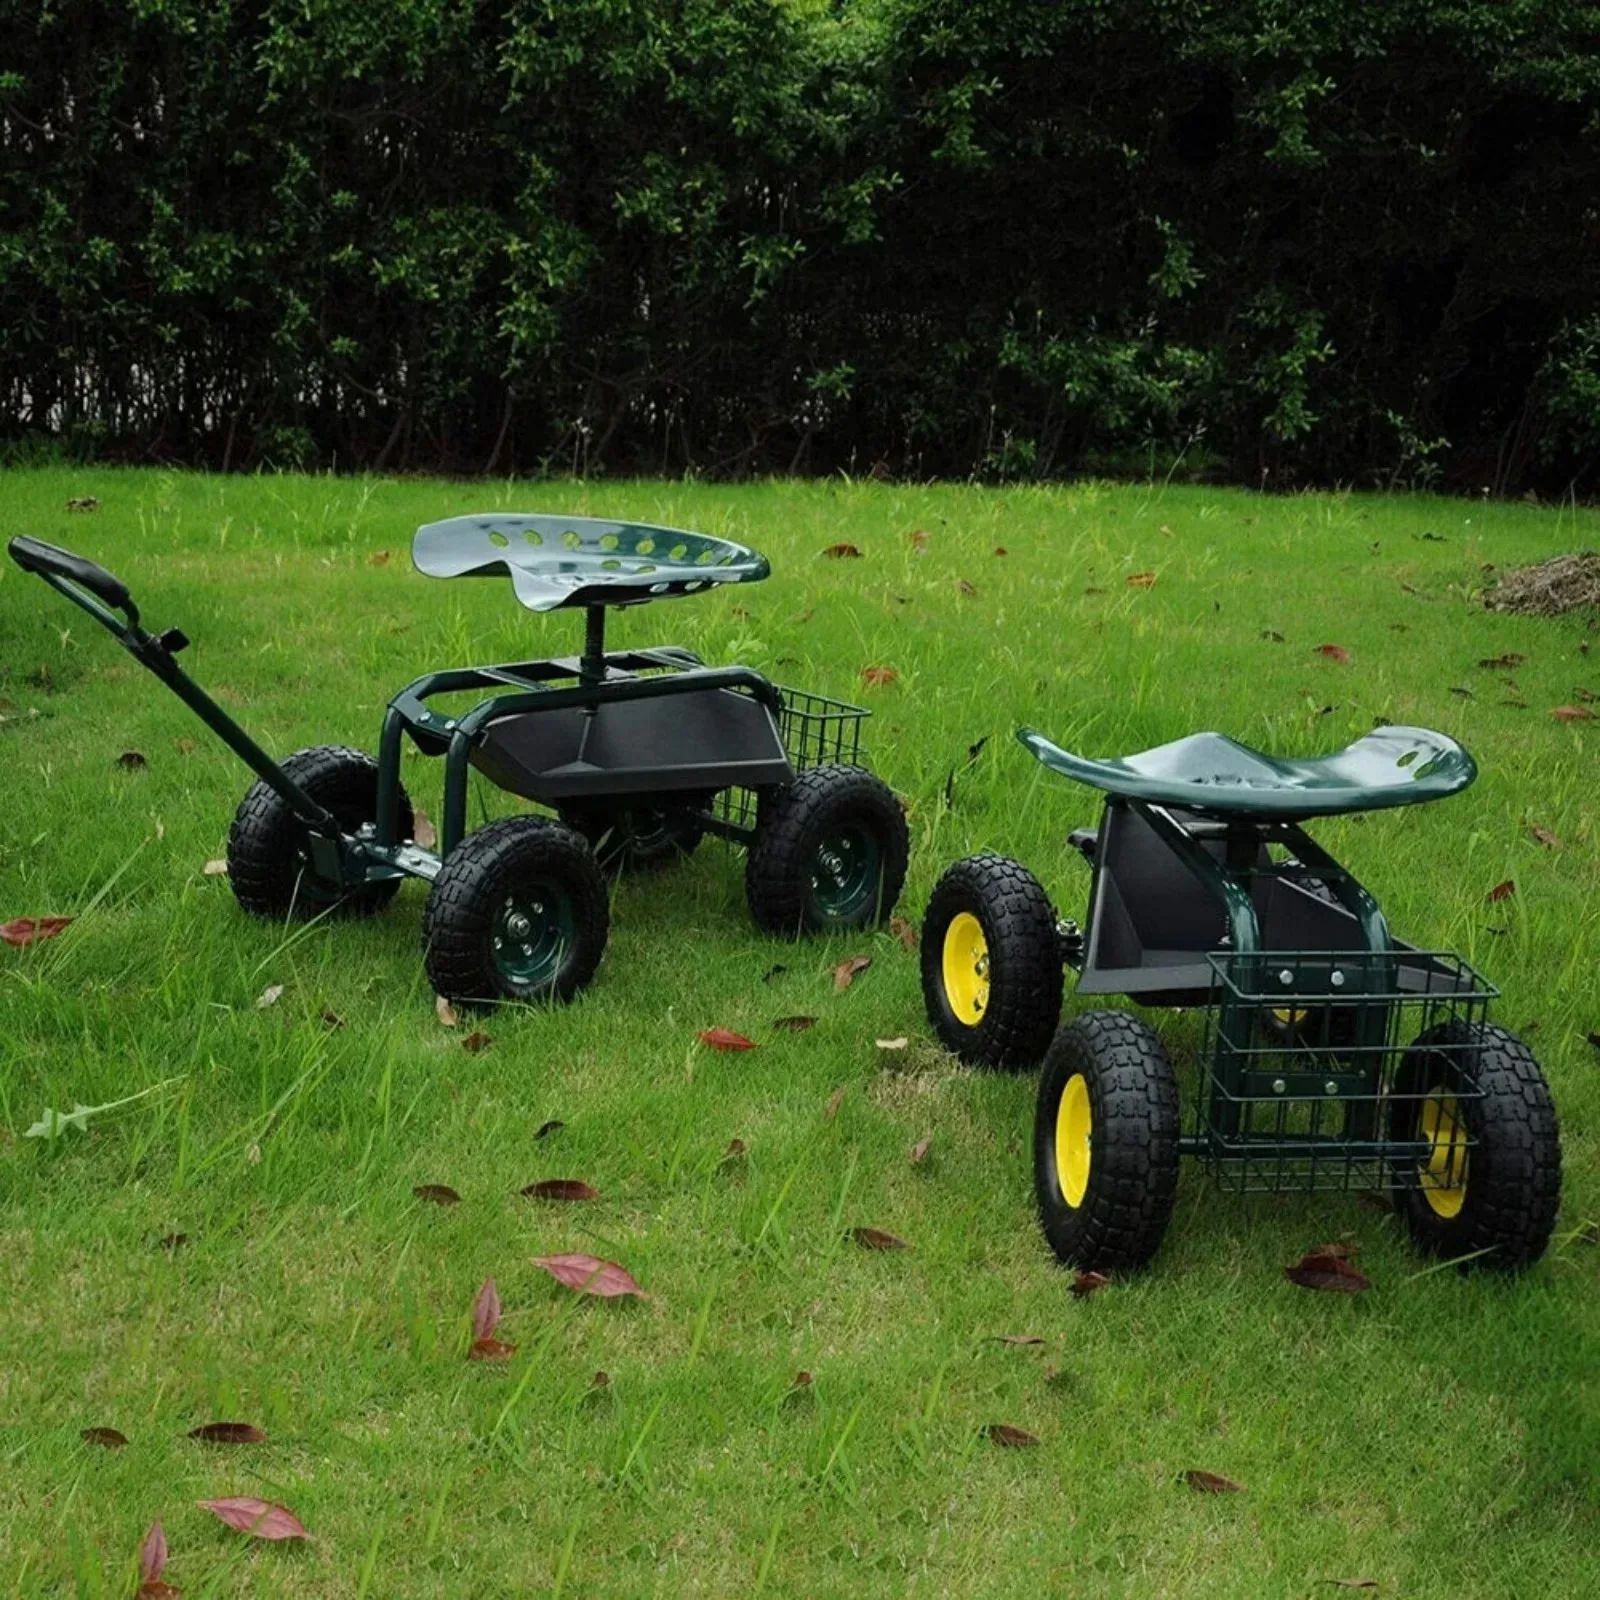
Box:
[921,724,1562,1274]
[8,517,907,1013]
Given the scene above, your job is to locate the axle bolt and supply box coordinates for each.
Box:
[506,911,532,939]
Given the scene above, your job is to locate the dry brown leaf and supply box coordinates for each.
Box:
[876,1036,909,1051]
[993,545,1008,556]
[792,1369,814,1390]
[1125,571,1157,590]
[590,1370,611,1390]
[533,1253,644,1298]
[520,1178,600,1202]
[1284,1252,1372,1293]
[1531,826,1563,850]
[413,1183,461,1206]
[910,1136,932,1166]
[851,1226,909,1250]
[833,955,872,992]
[81,1426,128,1449]
[197,1498,308,1541]
[468,1336,517,1361]
[772,1015,817,1033]
[462,1030,492,1054]
[889,915,917,951]
[956,577,978,596]
[138,1520,168,1583]
[722,1137,748,1160]
[823,1085,847,1120]
[699,1026,757,1051]
[0,916,73,947]
[1487,879,1517,903]
[1184,1469,1245,1494]
[861,665,899,687]
[368,550,391,566]
[321,1007,345,1029]
[472,1277,501,1341]
[188,1422,266,1445]
[435,995,459,1028]
[1552,704,1596,721]
[823,543,862,559]
[412,809,438,849]
[1315,643,1352,664]
[986,1423,1040,1447]
[1070,1270,1111,1299]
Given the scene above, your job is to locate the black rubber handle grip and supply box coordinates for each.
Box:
[8,535,132,612]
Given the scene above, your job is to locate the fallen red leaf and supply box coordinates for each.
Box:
[851,1226,909,1250]
[1309,1241,1358,1262]
[139,1520,168,1581]
[699,1026,757,1051]
[1125,571,1157,590]
[823,543,862,559]
[1184,1469,1245,1493]
[590,1369,611,1389]
[520,1179,599,1201]
[889,915,917,951]
[1284,1252,1372,1293]
[1551,704,1596,721]
[413,1184,461,1206]
[792,1370,813,1390]
[1315,643,1352,664]
[1070,1270,1111,1299]
[461,1030,492,1053]
[468,1336,517,1361]
[993,545,1008,556]
[772,1015,817,1033]
[833,955,872,992]
[533,1253,644,1298]
[861,666,899,687]
[910,1136,932,1166]
[137,1580,180,1598]
[81,1426,128,1449]
[1487,880,1516,903]
[0,915,73,948]
[986,1423,1040,1447]
[722,1137,748,1159]
[472,1277,501,1342]
[197,1498,308,1541]
[188,1422,265,1445]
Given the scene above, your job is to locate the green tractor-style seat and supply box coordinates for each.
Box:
[1018,724,1476,821]
[412,514,770,612]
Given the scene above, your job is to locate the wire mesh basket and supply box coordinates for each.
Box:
[713,683,867,830]
[1192,949,1496,1196]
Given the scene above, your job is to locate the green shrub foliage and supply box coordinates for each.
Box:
[2,0,1597,488]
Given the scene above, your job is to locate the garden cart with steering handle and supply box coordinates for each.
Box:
[921,723,1562,1274]
[8,516,909,1011]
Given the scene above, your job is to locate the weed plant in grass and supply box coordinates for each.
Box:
[1,468,1597,1597]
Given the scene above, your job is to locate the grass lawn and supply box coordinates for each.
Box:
[1,466,1597,1598]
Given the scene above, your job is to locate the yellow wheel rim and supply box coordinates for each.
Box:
[942,912,990,1027]
[1055,1072,1093,1209]
[1419,1089,1468,1219]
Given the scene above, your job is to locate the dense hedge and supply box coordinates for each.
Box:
[2,0,1598,490]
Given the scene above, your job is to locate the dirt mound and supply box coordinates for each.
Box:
[1484,551,1600,617]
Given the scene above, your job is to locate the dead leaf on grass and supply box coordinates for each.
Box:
[255,984,284,1009]
[889,915,917,950]
[197,1498,308,1541]
[1487,879,1516,903]
[772,1015,817,1033]
[833,955,871,991]
[986,1423,1040,1447]
[413,1184,461,1206]
[188,1422,266,1445]
[0,916,73,947]
[203,859,228,876]
[533,1253,644,1298]
[851,1226,909,1250]
[1284,1252,1372,1293]
[520,1179,599,1202]
[1184,1469,1245,1494]
[1070,1270,1111,1299]
[1315,643,1351,664]
[699,1027,757,1051]
[910,1136,932,1165]
[81,1426,128,1449]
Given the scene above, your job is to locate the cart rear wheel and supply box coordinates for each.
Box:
[744,765,908,936]
[559,801,704,873]
[1389,1021,1561,1270]
[1033,1011,1181,1272]
[422,817,609,1012]
[227,745,412,921]
[921,854,1062,1069]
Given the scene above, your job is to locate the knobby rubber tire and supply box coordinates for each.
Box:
[744,765,908,937]
[921,853,1063,1069]
[1033,1010,1181,1272]
[1389,1020,1561,1271]
[227,744,412,921]
[422,816,609,1012]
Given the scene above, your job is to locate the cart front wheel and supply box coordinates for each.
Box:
[921,854,1063,1069]
[1033,1011,1180,1272]
[744,765,908,936]
[227,745,412,921]
[422,817,609,1012]
[1388,1021,1561,1270]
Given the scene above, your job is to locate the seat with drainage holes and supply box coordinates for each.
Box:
[1018,724,1476,820]
[411,514,770,612]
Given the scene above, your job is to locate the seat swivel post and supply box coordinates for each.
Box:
[579,605,607,685]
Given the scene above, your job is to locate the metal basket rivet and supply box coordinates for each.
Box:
[1278,969,1294,986]
[1331,970,1346,988]
[1272,1078,1287,1094]
[1324,1080,1339,1095]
